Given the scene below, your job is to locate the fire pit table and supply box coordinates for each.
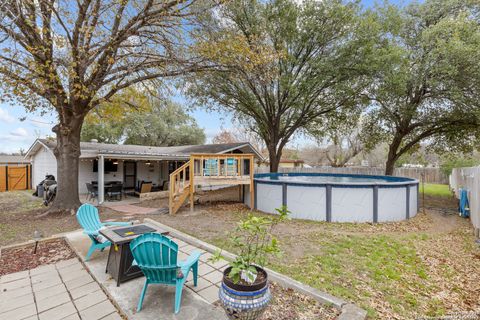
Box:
[100,222,169,286]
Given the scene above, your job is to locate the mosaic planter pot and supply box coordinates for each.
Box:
[219,266,271,320]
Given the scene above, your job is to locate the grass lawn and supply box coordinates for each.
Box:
[1,189,478,319]
[147,195,480,320]
[419,183,452,197]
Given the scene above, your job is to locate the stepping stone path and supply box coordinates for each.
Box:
[0,258,122,320]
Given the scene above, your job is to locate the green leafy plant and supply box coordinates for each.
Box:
[211,206,290,284]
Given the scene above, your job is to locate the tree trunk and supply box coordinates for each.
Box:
[268,145,282,173]
[385,156,396,176]
[49,116,83,213]
[384,133,403,176]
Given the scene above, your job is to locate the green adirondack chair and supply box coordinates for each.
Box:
[130,233,201,314]
[76,203,130,261]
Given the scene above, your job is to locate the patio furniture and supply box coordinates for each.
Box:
[135,181,152,195]
[130,233,201,313]
[76,203,131,261]
[99,222,169,286]
[107,184,123,201]
[86,183,98,201]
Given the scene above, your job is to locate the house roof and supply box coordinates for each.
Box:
[0,155,30,164]
[25,139,263,160]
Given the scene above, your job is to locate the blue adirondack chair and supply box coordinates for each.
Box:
[76,203,130,261]
[130,233,201,314]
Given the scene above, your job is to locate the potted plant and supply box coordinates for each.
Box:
[211,206,289,320]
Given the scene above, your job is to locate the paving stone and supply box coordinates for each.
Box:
[32,275,62,291]
[38,301,77,320]
[206,259,229,270]
[24,316,39,320]
[0,270,29,283]
[31,270,60,284]
[61,314,81,320]
[0,292,34,313]
[0,277,31,291]
[186,277,214,292]
[197,285,220,304]
[34,283,67,301]
[59,268,89,283]
[55,258,80,270]
[30,264,56,276]
[198,263,215,276]
[64,273,94,291]
[203,270,223,285]
[57,262,85,276]
[0,284,32,299]
[79,300,116,320]
[69,282,100,300]
[36,291,71,313]
[73,290,108,311]
[180,244,198,254]
[0,303,37,320]
[100,312,122,320]
[199,252,214,263]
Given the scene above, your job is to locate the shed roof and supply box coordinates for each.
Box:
[0,155,30,164]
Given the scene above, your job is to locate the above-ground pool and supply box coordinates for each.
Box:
[244,172,419,223]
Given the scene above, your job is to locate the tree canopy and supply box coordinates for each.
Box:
[188,0,375,172]
[362,0,480,175]
[81,91,206,146]
[0,0,204,210]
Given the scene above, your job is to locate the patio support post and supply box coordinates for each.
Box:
[98,155,105,204]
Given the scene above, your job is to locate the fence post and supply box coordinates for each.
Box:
[5,166,8,191]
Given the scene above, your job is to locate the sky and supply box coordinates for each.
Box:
[0,0,411,154]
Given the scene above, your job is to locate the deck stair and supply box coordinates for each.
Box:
[169,153,255,214]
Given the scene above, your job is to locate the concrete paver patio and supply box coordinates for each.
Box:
[0,258,122,320]
[65,229,229,320]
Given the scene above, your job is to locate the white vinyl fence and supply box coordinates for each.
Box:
[450,167,480,236]
[255,166,448,184]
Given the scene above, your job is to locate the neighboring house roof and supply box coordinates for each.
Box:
[25,139,263,160]
[0,155,30,164]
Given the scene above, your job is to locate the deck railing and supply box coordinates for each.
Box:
[169,153,255,214]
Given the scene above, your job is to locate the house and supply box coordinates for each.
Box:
[25,139,262,205]
[258,158,305,170]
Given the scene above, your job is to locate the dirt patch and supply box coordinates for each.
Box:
[0,238,76,276]
[261,282,340,320]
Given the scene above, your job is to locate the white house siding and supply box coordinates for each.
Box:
[31,146,57,187]
[78,159,124,194]
[136,161,163,187]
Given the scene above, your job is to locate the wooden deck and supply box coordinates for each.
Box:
[169,153,255,214]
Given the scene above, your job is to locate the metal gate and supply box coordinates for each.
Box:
[0,165,32,192]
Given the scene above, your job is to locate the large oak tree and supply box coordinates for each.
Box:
[0,0,205,211]
[362,0,480,175]
[188,0,375,172]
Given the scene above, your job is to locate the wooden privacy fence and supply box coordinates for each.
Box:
[255,166,448,184]
[450,167,480,236]
[0,165,32,192]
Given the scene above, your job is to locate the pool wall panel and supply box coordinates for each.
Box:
[286,185,326,221]
[253,173,418,223]
[256,183,282,214]
[331,187,373,222]
[409,185,418,217]
[377,187,407,222]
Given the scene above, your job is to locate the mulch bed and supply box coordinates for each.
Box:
[0,238,76,276]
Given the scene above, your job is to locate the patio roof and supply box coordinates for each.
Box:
[25,139,263,160]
